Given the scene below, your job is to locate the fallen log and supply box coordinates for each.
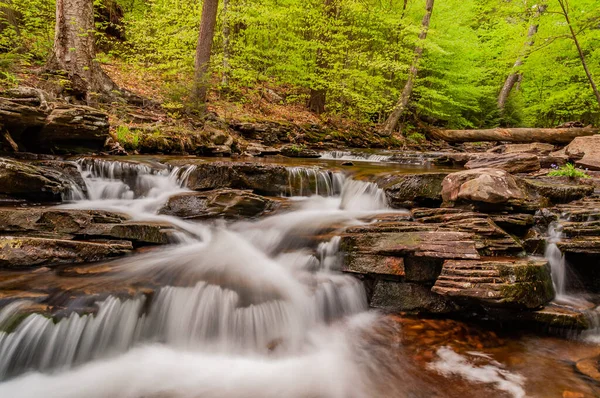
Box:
[430,127,599,144]
[0,90,109,154]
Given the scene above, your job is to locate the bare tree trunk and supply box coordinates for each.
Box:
[558,0,600,109]
[381,0,434,136]
[498,4,546,111]
[430,127,598,144]
[308,0,337,115]
[192,0,219,109]
[221,0,231,87]
[48,0,118,104]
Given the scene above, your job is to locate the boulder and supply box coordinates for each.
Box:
[158,189,279,219]
[441,168,526,209]
[432,259,554,309]
[0,158,82,202]
[376,173,448,208]
[169,161,290,196]
[488,143,555,155]
[465,153,541,174]
[565,135,600,170]
[0,237,132,268]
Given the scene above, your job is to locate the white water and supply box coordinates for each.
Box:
[0,158,407,397]
[545,222,569,301]
[320,150,392,163]
[429,347,526,398]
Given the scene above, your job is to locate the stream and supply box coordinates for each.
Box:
[0,156,599,397]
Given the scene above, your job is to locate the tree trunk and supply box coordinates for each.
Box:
[48,0,118,104]
[558,0,600,109]
[381,0,434,136]
[308,0,337,115]
[0,0,21,38]
[429,127,599,144]
[192,0,219,109]
[498,4,546,111]
[221,0,231,87]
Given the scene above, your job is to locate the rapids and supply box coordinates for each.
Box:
[0,158,407,397]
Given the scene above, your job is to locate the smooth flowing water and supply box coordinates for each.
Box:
[0,158,408,397]
[0,157,599,397]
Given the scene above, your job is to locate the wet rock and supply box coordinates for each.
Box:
[521,178,594,204]
[244,143,281,157]
[432,259,554,309]
[519,303,590,330]
[411,208,524,256]
[465,153,541,174]
[376,173,448,208]
[441,168,527,209]
[369,280,457,314]
[159,189,279,219]
[432,153,475,167]
[0,208,178,246]
[0,237,132,268]
[280,145,321,158]
[0,157,82,202]
[488,143,555,155]
[565,135,600,170]
[170,161,291,196]
[341,228,480,260]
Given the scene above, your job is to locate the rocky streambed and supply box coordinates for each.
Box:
[1,145,600,397]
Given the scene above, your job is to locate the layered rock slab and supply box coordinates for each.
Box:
[432,259,554,309]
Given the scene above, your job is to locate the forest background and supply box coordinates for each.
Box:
[1,0,599,142]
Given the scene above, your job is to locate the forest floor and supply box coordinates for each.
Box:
[8,61,438,155]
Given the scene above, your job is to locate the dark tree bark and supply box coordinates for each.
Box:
[192,0,220,108]
[497,4,547,111]
[557,0,600,109]
[430,127,599,144]
[48,0,119,103]
[381,0,434,137]
[308,0,337,115]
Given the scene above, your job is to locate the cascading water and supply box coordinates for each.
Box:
[545,221,569,300]
[0,158,407,398]
[320,150,392,163]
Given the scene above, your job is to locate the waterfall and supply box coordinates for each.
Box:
[287,167,344,197]
[545,221,568,299]
[0,158,402,397]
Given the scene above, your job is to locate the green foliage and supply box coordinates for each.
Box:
[3,0,600,131]
[406,132,425,144]
[115,125,140,149]
[548,163,590,179]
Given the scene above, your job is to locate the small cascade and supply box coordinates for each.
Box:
[77,158,183,200]
[320,151,392,163]
[339,178,388,211]
[545,221,569,299]
[287,167,344,197]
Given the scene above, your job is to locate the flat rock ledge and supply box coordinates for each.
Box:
[0,208,182,268]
